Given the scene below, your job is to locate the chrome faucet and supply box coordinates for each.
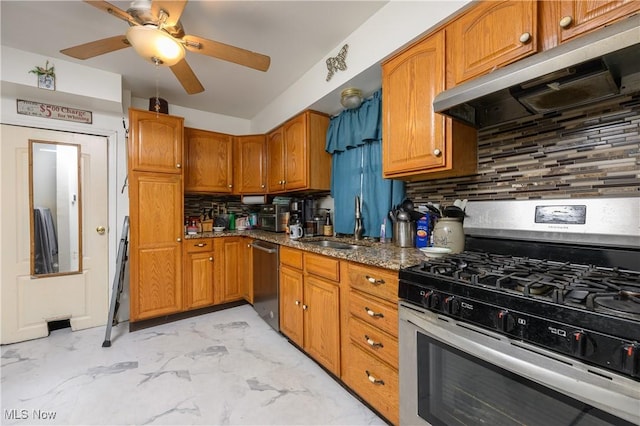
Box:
[354,196,364,240]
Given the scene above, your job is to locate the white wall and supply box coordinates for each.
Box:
[251,0,471,133]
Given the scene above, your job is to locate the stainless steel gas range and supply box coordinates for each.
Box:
[398,198,640,426]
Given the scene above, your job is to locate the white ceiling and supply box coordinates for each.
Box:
[1,1,388,119]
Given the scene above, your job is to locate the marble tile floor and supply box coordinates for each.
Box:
[1,305,386,425]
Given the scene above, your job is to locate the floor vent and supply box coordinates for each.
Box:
[47,319,71,333]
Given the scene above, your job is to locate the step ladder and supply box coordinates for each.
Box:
[102,216,129,347]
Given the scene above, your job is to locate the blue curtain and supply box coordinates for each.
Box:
[326,89,405,237]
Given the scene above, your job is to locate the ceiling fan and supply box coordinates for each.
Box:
[60,0,271,94]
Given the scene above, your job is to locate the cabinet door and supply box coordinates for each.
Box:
[129,172,183,320]
[449,0,536,85]
[215,237,244,303]
[283,114,308,191]
[557,0,640,43]
[304,275,340,376]
[235,135,267,194]
[267,127,285,192]
[279,265,304,347]
[184,251,215,309]
[184,128,233,193]
[382,31,447,176]
[129,109,184,174]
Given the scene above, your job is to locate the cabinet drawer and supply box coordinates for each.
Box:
[347,262,398,303]
[343,342,398,425]
[304,252,340,282]
[349,316,398,369]
[349,290,398,338]
[280,246,303,269]
[185,239,213,253]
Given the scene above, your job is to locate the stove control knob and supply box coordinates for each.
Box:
[572,331,595,357]
[497,310,516,333]
[621,343,639,375]
[430,293,442,310]
[421,291,433,309]
[444,296,461,316]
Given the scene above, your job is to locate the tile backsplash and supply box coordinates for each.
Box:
[406,93,640,205]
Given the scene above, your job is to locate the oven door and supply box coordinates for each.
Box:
[399,302,640,426]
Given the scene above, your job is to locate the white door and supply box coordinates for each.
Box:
[1,125,109,344]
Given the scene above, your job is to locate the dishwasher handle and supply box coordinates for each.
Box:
[250,242,278,254]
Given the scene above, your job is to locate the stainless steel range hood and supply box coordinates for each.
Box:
[433,14,640,128]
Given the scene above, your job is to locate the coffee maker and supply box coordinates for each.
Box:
[289,197,315,229]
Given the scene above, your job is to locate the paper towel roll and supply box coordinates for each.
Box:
[242,195,267,205]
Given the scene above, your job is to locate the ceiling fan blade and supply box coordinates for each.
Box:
[152,1,187,27]
[84,1,137,25]
[170,59,204,94]
[60,35,130,60]
[183,35,270,72]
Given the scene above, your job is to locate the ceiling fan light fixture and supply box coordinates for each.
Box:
[126,25,185,66]
[340,88,363,109]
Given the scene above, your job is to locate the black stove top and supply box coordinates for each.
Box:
[399,239,640,380]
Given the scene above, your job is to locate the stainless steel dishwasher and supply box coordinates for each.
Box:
[250,240,279,331]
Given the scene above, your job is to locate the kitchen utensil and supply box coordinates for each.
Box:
[213,226,224,232]
[354,196,364,240]
[393,220,416,248]
[432,217,465,253]
[401,198,415,212]
[419,247,452,258]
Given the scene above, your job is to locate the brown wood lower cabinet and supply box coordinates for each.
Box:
[214,237,245,304]
[341,261,399,425]
[279,247,341,376]
[183,239,215,310]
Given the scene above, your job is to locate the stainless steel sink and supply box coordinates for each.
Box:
[305,240,360,250]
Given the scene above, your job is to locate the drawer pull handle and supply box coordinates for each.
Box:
[365,307,384,318]
[196,243,207,247]
[365,370,384,385]
[365,275,385,285]
[364,335,383,348]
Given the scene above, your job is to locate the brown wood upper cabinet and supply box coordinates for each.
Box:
[555,0,640,44]
[234,134,267,194]
[382,30,477,181]
[184,127,234,193]
[267,110,331,193]
[448,0,537,86]
[129,108,183,174]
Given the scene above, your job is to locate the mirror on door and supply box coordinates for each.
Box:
[29,140,82,276]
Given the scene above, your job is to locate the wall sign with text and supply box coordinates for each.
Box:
[16,99,92,124]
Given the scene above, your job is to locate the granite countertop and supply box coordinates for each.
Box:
[186,230,425,271]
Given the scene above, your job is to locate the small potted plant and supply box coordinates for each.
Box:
[29,60,55,90]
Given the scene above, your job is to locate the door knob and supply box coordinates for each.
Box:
[96,226,106,235]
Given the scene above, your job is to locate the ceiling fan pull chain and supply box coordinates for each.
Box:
[154,58,161,116]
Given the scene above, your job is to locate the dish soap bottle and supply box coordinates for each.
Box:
[323,210,333,236]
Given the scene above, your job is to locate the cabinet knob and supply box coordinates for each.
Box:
[295,300,301,306]
[365,370,385,385]
[176,163,181,169]
[365,275,385,285]
[261,184,265,188]
[559,16,573,29]
[302,304,308,310]
[364,335,384,348]
[177,237,182,242]
[228,184,232,188]
[519,32,531,44]
[365,307,384,318]
[433,149,442,157]
[209,257,213,261]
